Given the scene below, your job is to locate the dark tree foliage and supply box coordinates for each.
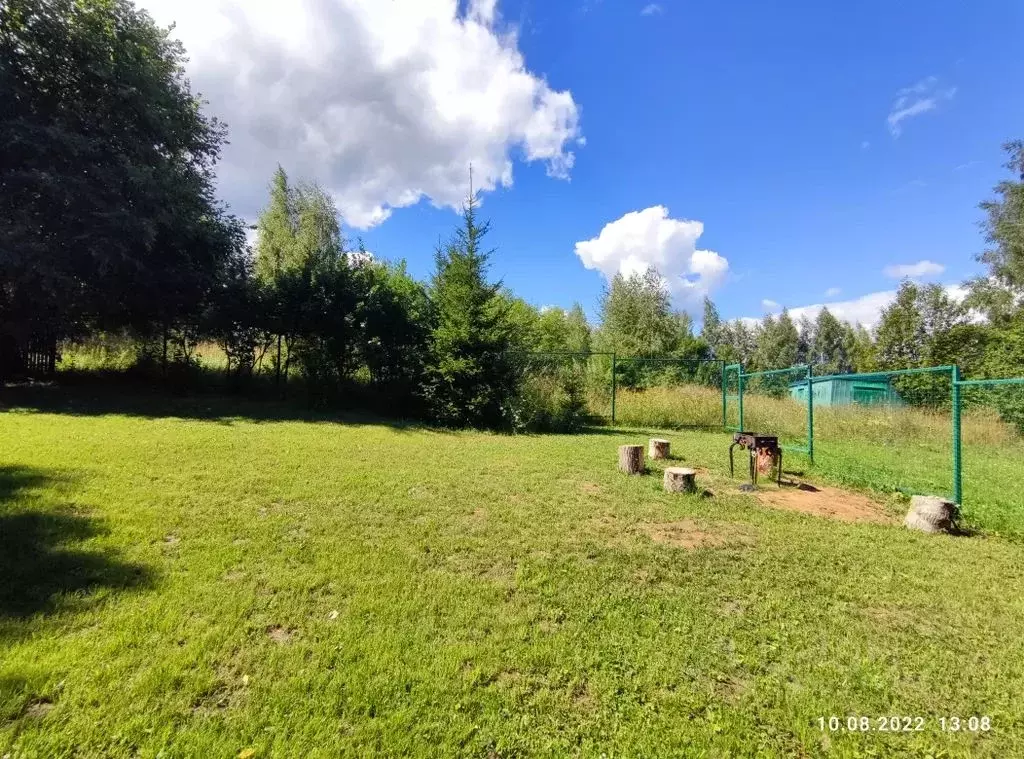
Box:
[203,245,266,386]
[358,256,431,409]
[0,0,243,374]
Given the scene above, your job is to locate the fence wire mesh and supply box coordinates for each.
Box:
[807,367,956,500]
[955,377,1024,532]
[738,365,813,460]
[510,352,612,431]
[610,358,725,430]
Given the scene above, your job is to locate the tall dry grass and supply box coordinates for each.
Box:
[599,385,1019,448]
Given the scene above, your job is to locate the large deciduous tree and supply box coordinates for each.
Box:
[811,308,851,375]
[875,282,966,371]
[596,268,710,386]
[359,257,430,407]
[595,268,677,357]
[967,141,1024,323]
[0,0,241,373]
[875,281,968,406]
[752,309,799,372]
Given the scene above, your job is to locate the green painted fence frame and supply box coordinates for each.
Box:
[725,363,1024,505]
[952,374,1024,504]
[726,363,965,474]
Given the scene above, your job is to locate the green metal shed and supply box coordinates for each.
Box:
[789,377,903,407]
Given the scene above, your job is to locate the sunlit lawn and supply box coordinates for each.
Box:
[2,388,1024,757]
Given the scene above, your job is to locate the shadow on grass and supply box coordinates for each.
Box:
[0,380,434,432]
[574,425,731,439]
[0,466,154,623]
[2,382,740,439]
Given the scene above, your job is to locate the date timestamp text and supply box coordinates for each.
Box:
[816,716,992,733]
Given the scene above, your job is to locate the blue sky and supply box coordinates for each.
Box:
[142,0,1024,327]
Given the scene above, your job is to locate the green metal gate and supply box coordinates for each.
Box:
[724,363,743,432]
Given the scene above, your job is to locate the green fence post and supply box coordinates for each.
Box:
[952,365,962,504]
[721,361,727,429]
[806,364,814,463]
[611,352,617,424]
[738,366,745,432]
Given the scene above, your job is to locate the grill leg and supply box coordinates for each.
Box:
[729,443,737,478]
[749,449,757,486]
[776,448,783,487]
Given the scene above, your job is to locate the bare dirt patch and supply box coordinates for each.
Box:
[642,520,753,550]
[266,625,295,645]
[860,604,943,635]
[756,481,893,524]
[720,599,745,616]
[23,699,53,719]
[580,482,603,496]
[571,681,597,709]
[713,675,750,704]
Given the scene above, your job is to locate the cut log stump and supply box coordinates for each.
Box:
[664,467,697,494]
[618,445,644,475]
[649,438,670,460]
[904,495,959,534]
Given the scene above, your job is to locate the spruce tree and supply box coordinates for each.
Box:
[424,188,515,427]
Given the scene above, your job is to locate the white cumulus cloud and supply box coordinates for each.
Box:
[640,4,663,15]
[742,285,970,331]
[824,287,842,298]
[137,0,582,228]
[761,299,780,311]
[574,206,729,309]
[883,260,946,279]
[887,76,956,137]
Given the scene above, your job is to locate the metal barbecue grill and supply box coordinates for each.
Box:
[729,432,782,488]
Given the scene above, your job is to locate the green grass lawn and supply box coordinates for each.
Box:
[3,389,1024,757]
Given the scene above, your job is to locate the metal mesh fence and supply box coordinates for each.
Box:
[955,377,1024,532]
[724,364,742,432]
[808,367,956,500]
[737,365,813,461]
[610,358,726,430]
[510,352,613,430]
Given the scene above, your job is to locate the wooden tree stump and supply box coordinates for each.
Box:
[618,445,644,475]
[904,495,958,534]
[649,438,670,460]
[664,467,697,494]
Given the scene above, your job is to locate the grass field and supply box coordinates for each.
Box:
[3,387,1024,757]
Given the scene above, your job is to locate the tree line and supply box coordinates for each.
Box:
[2,0,1023,431]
